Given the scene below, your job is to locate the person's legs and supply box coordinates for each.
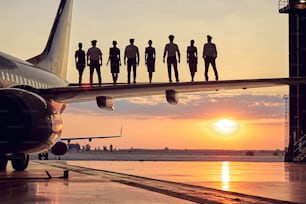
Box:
[167,63,172,82]
[77,66,84,85]
[191,71,195,82]
[204,59,209,81]
[127,63,132,84]
[173,62,179,82]
[89,66,94,85]
[115,73,118,83]
[96,66,102,85]
[149,72,153,83]
[189,64,195,82]
[132,64,137,83]
[112,73,116,84]
[211,59,218,81]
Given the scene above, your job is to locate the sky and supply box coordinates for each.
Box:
[0,0,291,150]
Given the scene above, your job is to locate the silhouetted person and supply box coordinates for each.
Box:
[107,41,121,84]
[163,34,180,82]
[124,38,139,84]
[203,35,218,81]
[187,40,198,82]
[145,40,156,83]
[75,42,86,85]
[87,40,102,85]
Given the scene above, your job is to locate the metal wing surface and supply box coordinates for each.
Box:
[39,77,306,104]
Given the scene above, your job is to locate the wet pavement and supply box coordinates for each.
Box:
[0,161,300,204]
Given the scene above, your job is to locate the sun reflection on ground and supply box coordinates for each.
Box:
[221,161,230,191]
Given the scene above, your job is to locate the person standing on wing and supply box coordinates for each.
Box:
[203,35,218,81]
[145,40,156,83]
[124,38,140,84]
[75,42,86,85]
[163,34,180,83]
[107,40,121,84]
[87,40,103,85]
[187,40,198,82]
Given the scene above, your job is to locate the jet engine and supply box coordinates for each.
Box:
[0,88,63,154]
[51,141,68,156]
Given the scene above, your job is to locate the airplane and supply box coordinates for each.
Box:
[0,0,306,171]
[38,127,123,160]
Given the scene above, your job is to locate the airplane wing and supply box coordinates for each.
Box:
[38,77,306,108]
[61,135,121,142]
[61,127,122,142]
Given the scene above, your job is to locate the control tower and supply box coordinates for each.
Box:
[279,0,306,162]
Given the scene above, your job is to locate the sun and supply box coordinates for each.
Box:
[212,119,238,136]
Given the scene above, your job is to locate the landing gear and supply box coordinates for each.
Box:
[0,153,30,171]
[0,154,8,171]
[11,153,29,171]
[38,152,49,160]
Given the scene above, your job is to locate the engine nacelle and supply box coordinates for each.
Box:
[96,96,114,111]
[51,141,68,156]
[165,90,179,105]
[0,88,63,154]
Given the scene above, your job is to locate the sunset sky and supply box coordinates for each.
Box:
[0,0,290,150]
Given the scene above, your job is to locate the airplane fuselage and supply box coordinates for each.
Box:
[0,52,68,89]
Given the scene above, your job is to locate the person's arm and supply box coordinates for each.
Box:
[136,47,140,65]
[124,47,127,65]
[106,48,110,66]
[118,49,121,66]
[99,49,103,66]
[177,45,181,63]
[75,51,78,65]
[163,45,167,63]
[202,44,206,59]
[195,47,198,64]
[86,51,90,66]
[145,48,147,65]
[82,51,86,66]
[186,48,189,64]
[214,44,217,58]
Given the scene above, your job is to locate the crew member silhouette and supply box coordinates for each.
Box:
[124,38,139,84]
[106,41,121,84]
[145,40,156,83]
[75,42,86,85]
[163,34,180,83]
[203,35,218,81]
[187,40,198,82]
[87,40,102,85]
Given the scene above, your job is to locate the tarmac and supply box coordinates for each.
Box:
[0,160,299,204]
